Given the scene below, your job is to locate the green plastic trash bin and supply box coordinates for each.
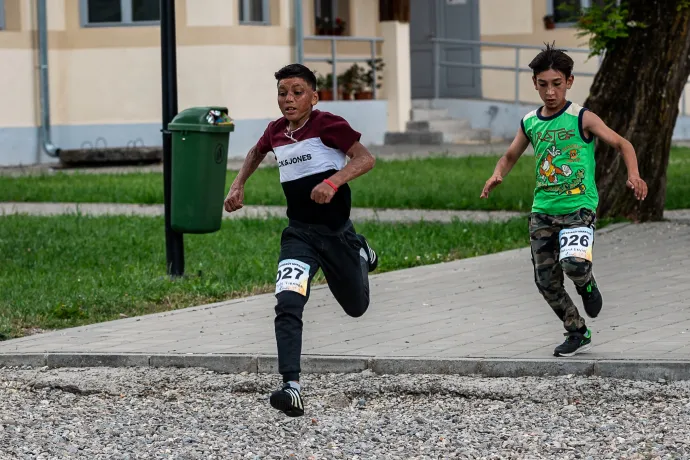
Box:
[168,106,235,234]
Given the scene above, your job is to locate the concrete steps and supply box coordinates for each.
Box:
[384,131,444,145]
[406,119,471,132]
[383,105,492,145]
[411,99,435,109]
[410,108,451,122]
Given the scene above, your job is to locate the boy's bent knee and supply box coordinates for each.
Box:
[560,256,591,277]
[342,295,369,318]
[348,304,368,318]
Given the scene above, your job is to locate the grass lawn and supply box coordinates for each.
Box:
[0,214,541,340]
[2,147,689,211]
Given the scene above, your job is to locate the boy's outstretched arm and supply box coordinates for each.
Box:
[582,110,648,201]
[224,144,267,213]
[480,127,530,198]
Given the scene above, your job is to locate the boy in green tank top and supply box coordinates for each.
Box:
[480,43,648,357]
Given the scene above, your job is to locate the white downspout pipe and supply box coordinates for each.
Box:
[37,0,60,157]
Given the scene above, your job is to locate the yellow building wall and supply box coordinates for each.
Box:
[2,0,688,131]
[303,0,384,97]
[0,0,384,130]
[479,0,597,106]
[0,48,37,127]
[478,0,689,114]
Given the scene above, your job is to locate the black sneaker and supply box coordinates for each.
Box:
[358,235,378,272]
[554,329,592,357]
[577,277,603,318]
[269,384,304,417]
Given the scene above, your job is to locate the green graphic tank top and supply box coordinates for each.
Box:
[521,101,599,215]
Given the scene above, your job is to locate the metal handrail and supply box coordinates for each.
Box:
[429,37,597,106]
[302,35,383,100]
[438,60,597,77]
[430,37,689,116]
[430,37,592,53]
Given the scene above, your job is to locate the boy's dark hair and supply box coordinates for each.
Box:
[274,64,317,90]
[528,42,574,79]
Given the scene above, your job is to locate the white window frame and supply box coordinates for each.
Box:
[239,0,270,25]
[0,0,6,30]
[546,0,620,28]
[80,0,160,28]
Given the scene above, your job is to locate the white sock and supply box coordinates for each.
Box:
[287,381,301,392]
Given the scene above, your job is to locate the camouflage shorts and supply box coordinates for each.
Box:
[529,208,596,331]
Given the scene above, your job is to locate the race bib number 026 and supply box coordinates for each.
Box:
[275,259,310,296]
[558,227,594,262]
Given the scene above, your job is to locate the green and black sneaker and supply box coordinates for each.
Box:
[554,329,592,357]
[576,277,603,318]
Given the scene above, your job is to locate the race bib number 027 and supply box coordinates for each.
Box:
[275,259,310,296]
[558,227,594,262]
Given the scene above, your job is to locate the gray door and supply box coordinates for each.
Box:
[410,0,481,99]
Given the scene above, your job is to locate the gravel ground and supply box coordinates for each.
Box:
[0,367,689,459]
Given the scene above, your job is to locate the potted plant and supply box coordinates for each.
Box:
[349,64,368,99]
[338,64,363,100]
[315,16,329,35]
[316,71,346,100]
[354,58,384,100]
[315,16,346,35]
[543,15,556,30]
[334,17,346,35]
[316,72,334,100]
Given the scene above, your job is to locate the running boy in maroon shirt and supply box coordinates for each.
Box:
[224,64,378,417]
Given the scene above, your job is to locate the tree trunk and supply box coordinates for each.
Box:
[583,1,690,222]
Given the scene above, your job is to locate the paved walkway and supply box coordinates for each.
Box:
[1,220,689,381]
[3,201,690,224]
[0,202,524,223]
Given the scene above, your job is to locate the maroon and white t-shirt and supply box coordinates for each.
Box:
[255,109,361,230]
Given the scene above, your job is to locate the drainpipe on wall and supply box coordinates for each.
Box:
[294,0,303,64]
[37,0,60,158]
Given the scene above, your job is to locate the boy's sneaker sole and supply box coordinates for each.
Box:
[553,329,592,357]
[554,342,592,357]
[269,385,304,417]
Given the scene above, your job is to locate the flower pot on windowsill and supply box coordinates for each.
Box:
[318,90,333,101]
[543,15,556,30]
[354,91,373,100]
[318,90,347,101]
